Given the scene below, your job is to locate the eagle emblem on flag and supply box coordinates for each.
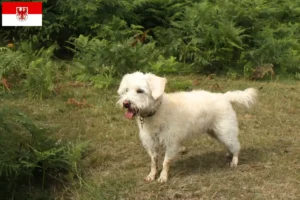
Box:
[16,7,28,21]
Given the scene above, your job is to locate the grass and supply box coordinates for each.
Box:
[2,75,300,199]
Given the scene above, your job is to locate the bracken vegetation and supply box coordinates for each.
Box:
[0,106,87,199]
[1,0,300,95]
[1,0,300,199]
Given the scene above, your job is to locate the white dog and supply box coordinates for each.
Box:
[117,72,257,183]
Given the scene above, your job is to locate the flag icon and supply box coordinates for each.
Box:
[2,2,42,26]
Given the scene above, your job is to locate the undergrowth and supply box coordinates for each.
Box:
[0,105,87,199]
[0,0,299,98]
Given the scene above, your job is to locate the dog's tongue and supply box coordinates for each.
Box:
[125,111,134,119]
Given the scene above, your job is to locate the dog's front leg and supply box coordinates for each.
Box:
[145,149,158,182]
[158,144,179,183]
[140,131,158,182]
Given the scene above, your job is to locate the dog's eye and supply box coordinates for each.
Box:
[125,88,128,92]
[137,89,144,94]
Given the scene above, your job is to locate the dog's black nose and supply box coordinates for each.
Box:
[123,100,131,108]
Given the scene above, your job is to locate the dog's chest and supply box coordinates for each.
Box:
[137,117,166,136]
[138,117,164,128]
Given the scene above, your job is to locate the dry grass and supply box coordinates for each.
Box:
[2,76,300,200]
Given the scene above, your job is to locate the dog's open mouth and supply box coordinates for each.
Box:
[125,108,139,119]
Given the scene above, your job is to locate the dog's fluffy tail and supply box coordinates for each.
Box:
[224,88,258,109]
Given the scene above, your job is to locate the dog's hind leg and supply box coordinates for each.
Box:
[223,137,240,167]
[213,121,240,167]
[207,129,234,160]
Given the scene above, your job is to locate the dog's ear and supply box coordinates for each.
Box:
[117,74,129,95]
[145,73,167,99]
[117,82,123,95]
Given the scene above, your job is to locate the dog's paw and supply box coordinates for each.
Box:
[230,156,238,167]
[157,174,168,183]
[230,162,238,167]
[144,174,156,182]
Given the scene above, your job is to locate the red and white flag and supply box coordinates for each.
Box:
[2,2,42,26]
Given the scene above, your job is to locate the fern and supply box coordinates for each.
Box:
[1,0,300,79]
[69,34,160,80]
[149,55,181,74]
[0,105,88,199]
[17,43,64,98]
[0,47,26,79]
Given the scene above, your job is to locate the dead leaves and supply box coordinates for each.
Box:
[54,81,90,94]
[54,82,95,109]
[192,75,223,92]
[209,83,222,92]
[251,63,275,80]
[1,78,12,91]
[66,98,94,108]
[57,82,96,108]
[192,79,200,86]
[131,29,150,47]
[7,43,14,48]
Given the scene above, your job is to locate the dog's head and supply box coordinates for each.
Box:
[117,72,167,119]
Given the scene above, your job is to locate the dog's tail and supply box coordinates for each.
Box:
[224,88,258,109]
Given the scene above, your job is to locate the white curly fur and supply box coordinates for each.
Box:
[117,72,258,183]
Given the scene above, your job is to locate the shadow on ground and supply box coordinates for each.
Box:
[171,147,265,177]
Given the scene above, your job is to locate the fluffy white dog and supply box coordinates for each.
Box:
[117,72,257,183]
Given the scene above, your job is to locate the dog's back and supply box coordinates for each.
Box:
[159,88,257,136]
[165,88,257,109]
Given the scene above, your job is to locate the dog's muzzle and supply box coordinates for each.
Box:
[123,100,131,108]
[123,100,139,119]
